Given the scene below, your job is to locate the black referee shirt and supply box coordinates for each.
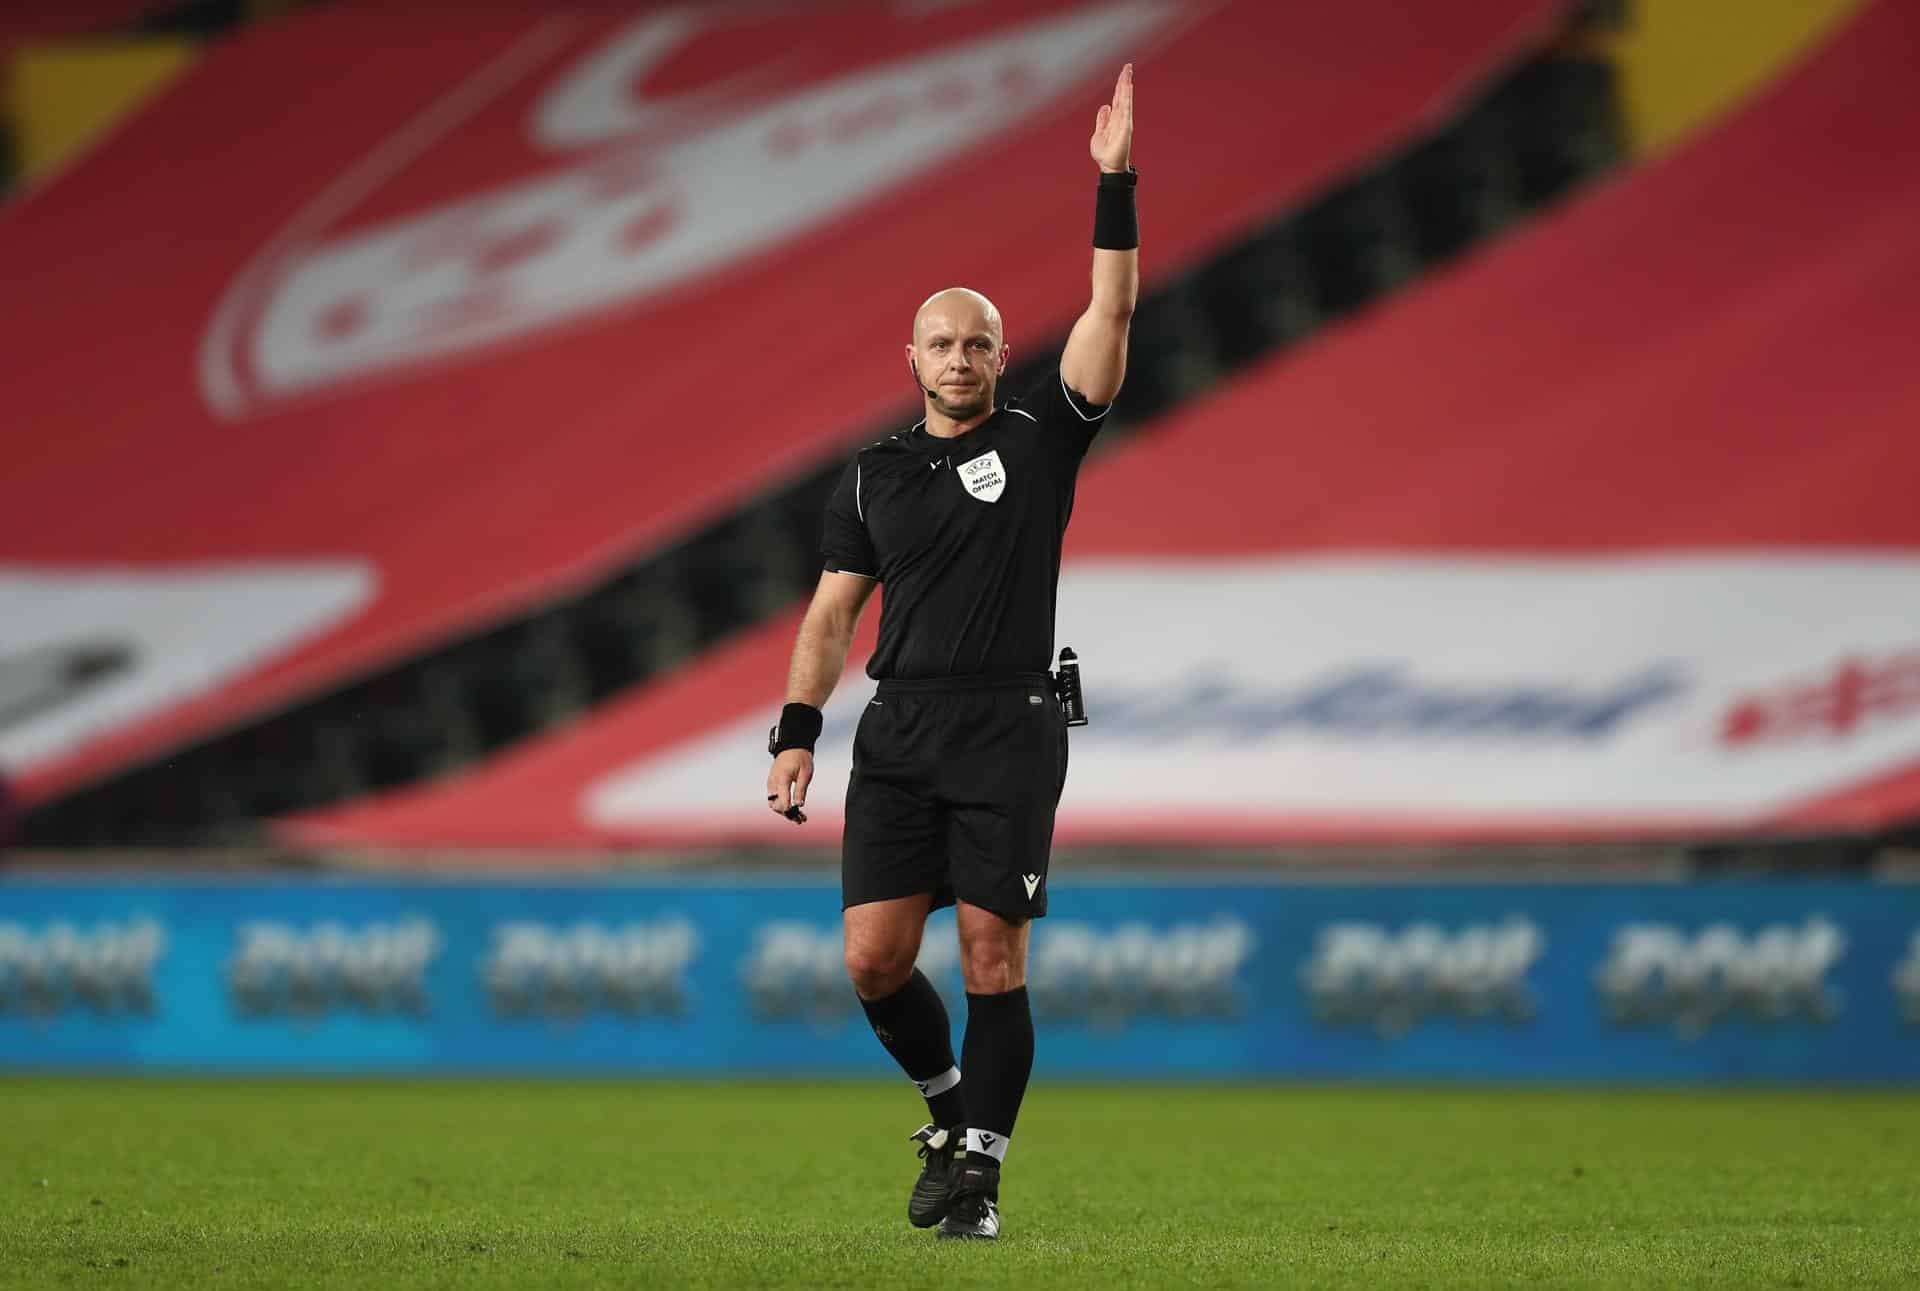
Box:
[822,367,1110,680]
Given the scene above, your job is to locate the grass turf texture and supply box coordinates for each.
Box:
[2,1082,1917,1289]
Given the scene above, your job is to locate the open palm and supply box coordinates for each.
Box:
[1089,63,1134,174]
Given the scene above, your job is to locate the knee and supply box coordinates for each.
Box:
[844,942,917,999]
[959,939,1024,995]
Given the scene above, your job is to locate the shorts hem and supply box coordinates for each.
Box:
[841,883,956,913]
[950,888,1046,923]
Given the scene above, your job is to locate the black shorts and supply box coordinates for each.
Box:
[842,673,1068,921]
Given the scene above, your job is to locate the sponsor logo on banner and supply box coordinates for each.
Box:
[0,567,374,779]
[227,918,441,1017]
[1720,647,1920,747]
[205,4,1173,413]
[1299,917,1543,1036]
[1894,931,1920,1025]
[482,919,699,1019]
[739,917,1252,1026]
[0,642,132,732]
[742,922,956,1022]
[0,917,168,1017]
[810,667,1684,751]
[1027,918,1256,1024]
[1044,666,1684,744]
[580,555,1920,839]
[1592,917,1847,1037]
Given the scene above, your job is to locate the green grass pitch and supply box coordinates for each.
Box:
[3,1080,1917,1289]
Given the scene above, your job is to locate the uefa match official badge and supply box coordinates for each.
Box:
[958,450,1006,502]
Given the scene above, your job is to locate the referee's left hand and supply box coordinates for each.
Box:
[767,749,813,824]
[1090,61,1133,173]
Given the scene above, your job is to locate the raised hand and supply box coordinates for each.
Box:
[1089,63,1134,174]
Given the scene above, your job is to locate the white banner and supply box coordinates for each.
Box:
[0,566,374,774]
[583,554,1920,836]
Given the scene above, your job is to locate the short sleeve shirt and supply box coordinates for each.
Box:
[821,368,1109,680]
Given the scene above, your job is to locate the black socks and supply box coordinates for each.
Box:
[859,968,965,1129]
[858,973,1037,1168]
[960,986,1034,1165]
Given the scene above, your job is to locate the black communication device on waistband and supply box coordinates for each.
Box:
[1054,647,1088,727]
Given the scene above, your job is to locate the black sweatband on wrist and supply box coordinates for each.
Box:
[1093,167,1139,250]
[768,702,823,755]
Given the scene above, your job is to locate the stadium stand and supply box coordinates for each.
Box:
[8,1,1614,845]
[282,0,1920,855]
[0,2,267,194]
[0,3,174,54]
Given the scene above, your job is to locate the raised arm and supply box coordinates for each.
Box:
[767,569,877,823]
[1059,63,1138,407]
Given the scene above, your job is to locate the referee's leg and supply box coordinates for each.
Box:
[843,893,971,1226]
[954,902,1034,1166]
[932,681,1058,1238]
[844,893,964,1128]
[931,901,1032,1239]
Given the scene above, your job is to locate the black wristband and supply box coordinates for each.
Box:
[1093,167,1139,250]
[768,702,823,755]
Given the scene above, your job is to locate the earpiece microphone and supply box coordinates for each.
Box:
[912,361,940,403]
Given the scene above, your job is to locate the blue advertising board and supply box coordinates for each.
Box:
[1,874,1917,1079]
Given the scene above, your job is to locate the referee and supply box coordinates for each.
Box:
[765,64,1138,1241]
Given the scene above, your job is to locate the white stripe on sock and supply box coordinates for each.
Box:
[914,1065,961,1099]
[966,1128,1009,1164]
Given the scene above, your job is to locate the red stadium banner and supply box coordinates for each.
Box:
[0,0,1563,803]
[281,0,1920,853]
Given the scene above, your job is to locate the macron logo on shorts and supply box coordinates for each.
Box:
[1022,874,1041,900]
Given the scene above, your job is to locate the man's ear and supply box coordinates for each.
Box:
[998,344,1011,373]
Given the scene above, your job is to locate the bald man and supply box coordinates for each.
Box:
[764,63,1138,1242]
